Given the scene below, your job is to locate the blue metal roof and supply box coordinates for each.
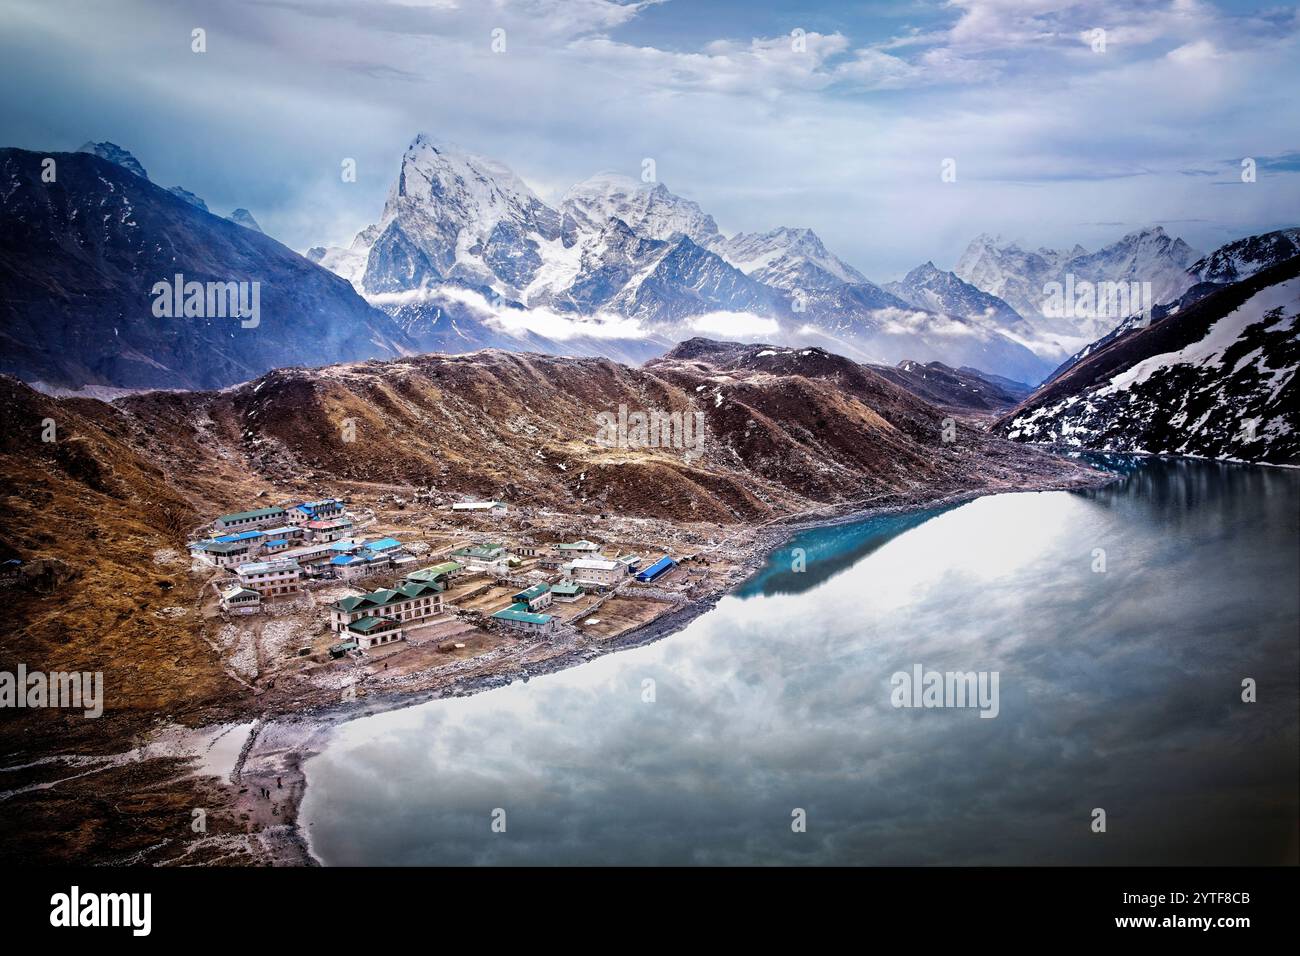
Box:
[215,530,265,542]
[366,537,402,552]
[635,556,676,582]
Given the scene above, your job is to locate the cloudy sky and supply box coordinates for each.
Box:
[2,0,1297,277]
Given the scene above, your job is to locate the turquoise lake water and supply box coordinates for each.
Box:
[301,457,1300,865]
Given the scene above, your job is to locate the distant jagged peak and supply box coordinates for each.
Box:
[710,225,868,289]
[167,186,208,213]
[77,141,148,180]
[382,132,559,239]
[1187,227,1300,284]
[227,208,263,233]
[398,133,545,207]
[561,170,719,244]
[902,260,944,281]
[77,140,216,215]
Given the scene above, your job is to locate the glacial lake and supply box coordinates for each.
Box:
[300,457,1299,865]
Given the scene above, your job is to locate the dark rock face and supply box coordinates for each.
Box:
[1044,229,1300,385]
[481,219,543,289]
[869,359,1031,414]
[997,256,1300,464]
[1188,228,1300,284]
[0,148,412,390]
[363,220,444,293]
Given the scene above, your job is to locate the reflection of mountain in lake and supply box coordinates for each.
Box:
[302,457,1298,866]
[1073,454,1299,535]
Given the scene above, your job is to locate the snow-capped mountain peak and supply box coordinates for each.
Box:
[709,225,868,291]
[884,261,1024,328]
[387,134,559,240]
[355,134,562,294]
[955,225,1202,357]
[307,134,1145,384]
[1188,228,1300,284]
[560,172,719,245]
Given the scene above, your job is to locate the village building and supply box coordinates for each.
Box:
[326,536,410,581]
[402,561,464,587]
[304,516,354,541]
[287,498,346,525]
[330,550,393,581]
[329,581,445,633]
[543,540,601,569]
[512,583,553,612]
[491,603,556,634]
[568,558,626,588]
[278,537,362,570]
[450,543,509,572]
[218,585,261,615]
[391,553,420,572]
[0,559,21,588]
[189,538,260,567]
[635,556,678,583]
[364,536,404,555]
[260,536,294,555]
[549,582,583,602]
[616,554,642,570]
[451,501,509,515]
[556,540,602,554]
[236,558,303,596]
[344,615,404,650]
[213,506,286,533]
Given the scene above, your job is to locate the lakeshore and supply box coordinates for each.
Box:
[0,460,1112,867]
[233,466,1116,866]
[297,457,1300,866]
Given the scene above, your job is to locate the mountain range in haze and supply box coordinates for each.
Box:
[308,134,1219,383]
[1,135,1296,457]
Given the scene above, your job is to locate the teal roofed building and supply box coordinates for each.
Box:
[511,582,553,612]
[344,615,404,650]
[328,580,445,633]
[213,506,286,532]
[491,603,556,634]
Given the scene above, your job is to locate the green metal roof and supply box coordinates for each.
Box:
[513,583,550,601]
[404,561,462,582]
[333,581,441,613]
[492,603,553,625]
[216,506,285,524]
[347,616,400,635]
[396,581,441,599]
[451,544,504,558]
[550,583,581,595]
